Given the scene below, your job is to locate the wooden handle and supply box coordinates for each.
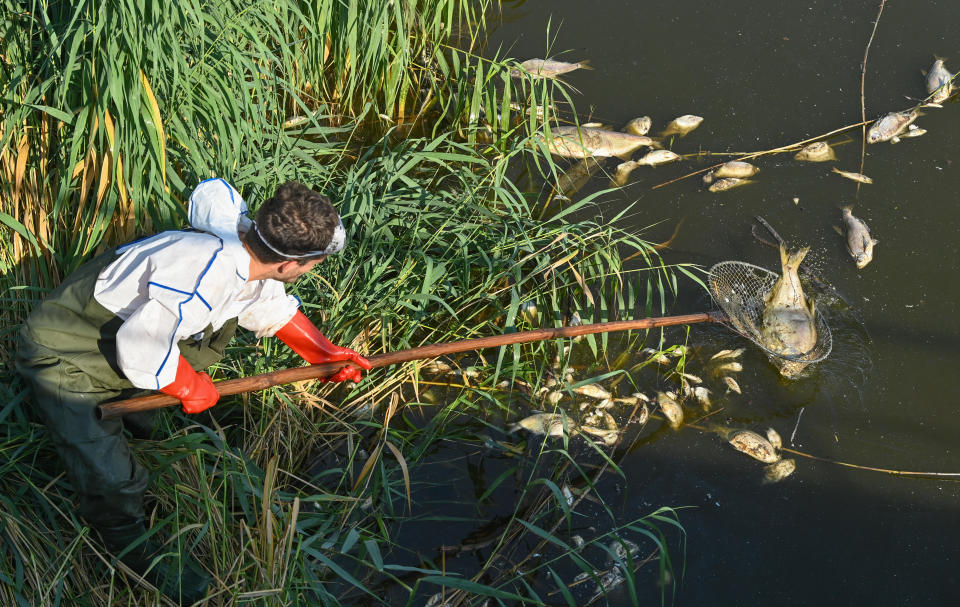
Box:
[97,311,722,420]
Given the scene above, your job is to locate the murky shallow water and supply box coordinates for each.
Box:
[473,0,960,603]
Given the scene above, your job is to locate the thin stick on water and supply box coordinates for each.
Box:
[651,119,872,190]
[858,0,888,195]
[789,406,805,445]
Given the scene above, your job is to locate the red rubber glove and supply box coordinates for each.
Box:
[274,311,372,383]
[159,356,220,414]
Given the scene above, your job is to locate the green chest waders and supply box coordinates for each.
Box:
[15,248,238,530]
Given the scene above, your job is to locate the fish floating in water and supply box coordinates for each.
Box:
[703,161,760,184]
[760,244,818,378]
[832,167,873,184]
[507,412,577,437]
[635,149,680,166]
[573,383,613,400]
[793,141,837,162]
[708,177,751,192]
[542,126,658,159]
[660,114,703,137]
[867,109,919,144]
[763,458,796,483]
[657,392,684,428]
[710,348,745,361]
[613,160,641,186]
[838,206,878,269]
[511,58,590,79]
[925,58,954,104]
[728,429,781,463]
[897,124,927,140]
[624,116,653,136]
[722,375,742,394]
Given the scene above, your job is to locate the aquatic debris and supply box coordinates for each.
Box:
[572,535,585,549]
[657,392,684,428]
[832,167,873,184]
[760,244,817,378]
[839,206,877,269]
[636,149,680,166]
[867,109,919,144]
[425,592,450,607]
[624,116,653,136]
[661,114,703,137]
[926,59,954,104]
[766,427,783,452]
[543,126,658,159]
[573,383,613,400]
[561,483,575,506]
[710,348,745,361]
[728,429,780,463]
[709,177,751,192]
[763,458,796,483]
[511,58,589,79]
[594,568,626,595]
[607,537,641,563]
[507,412,577,437]
[722,375,742,394]
[793,141,837,162]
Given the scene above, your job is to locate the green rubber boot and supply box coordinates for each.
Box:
[99,521,211,605]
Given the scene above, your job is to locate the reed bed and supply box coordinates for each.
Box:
[1,0,687,604]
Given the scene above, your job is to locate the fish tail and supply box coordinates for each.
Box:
[780,244,808,272]
[831,167,841,175]
[577,59,593,70]
[841,204,854,213]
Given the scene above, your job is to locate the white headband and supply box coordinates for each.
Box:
[252,219,346,259]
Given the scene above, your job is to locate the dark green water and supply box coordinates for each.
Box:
[475,0,960,604]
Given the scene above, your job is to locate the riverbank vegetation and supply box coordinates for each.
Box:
[1,1,687,604]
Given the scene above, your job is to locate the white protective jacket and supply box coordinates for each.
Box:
[94,178,300,390]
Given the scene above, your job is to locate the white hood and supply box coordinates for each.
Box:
[187,178,251,275]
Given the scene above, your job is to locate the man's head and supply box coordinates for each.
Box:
[242,181,345,282]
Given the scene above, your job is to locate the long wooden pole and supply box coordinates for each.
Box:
[97,311,723,420]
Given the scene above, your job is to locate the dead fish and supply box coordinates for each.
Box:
[669,345,689,358]
[763,458,796,483]
[556,157,605,197]
[722,375,742,394]
[765,427,783,452]
[422,360,453,374]
[600,411,619,431]
[679,372,703,384]
[635,402,650,424]
[580,424,619,446]
[926,59,954,104]
[511,58,590,79]
[544,390,564,406]
[710,348,745,361]
[832,167,873,184]
[867,109,919,144]
[613,160,641,186]
[713,160,760,179]
[641,347,672,365]
[794,141,837,162]
[636,149,680,166]
[507,412,577,437]
[519,300,539,324]
[728,430,781,463]
[624,116,653,136]
[573,383,613,400]
[760,244,817,378]
[657,392,684,428]
[709,177,751,192]
[543,126,658,159]
[692,386,712,408]
[713,361,743,374]
[839,206,878,269]
[660,114,703,137]
[607,537,640,563]
[896,124,927,140]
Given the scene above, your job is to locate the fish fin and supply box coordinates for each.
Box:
[891,137,900,144]
[646,137,664,149]
[778,242,789,267]
[808,297,816,318]
[871,238,879,245]
[831,167,841,175]
[506,423,520,433]
[577,60,593,70]
[832,225,842,235]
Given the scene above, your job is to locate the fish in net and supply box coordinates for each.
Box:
[708,259,832,376]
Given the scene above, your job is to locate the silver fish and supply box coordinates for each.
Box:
[573,383,613,400]
[613,160,641,186]
[713,160,760,179]
[657,392,684,428]
[765,427,783,452]
[728,430,781,463]
[580,425,619,446]
[713,361,743,374]
[624,116,653,136]
[543,126,658,159]
[760,244,817,378]
[710,348,745,361]
[692,386,712,408]
[763,458,796,483]
[793,141,837,162]
[636,149,680,166]
[722,375,742,394]
[926,59,953,104]
[709,177,751,192]
[511,58,589,79]
[832,167,873,184]
[897,124,927,140]
[660,114,703,137]
[867,109,919,144]
[507,412,577,437]
[840,206,877,269]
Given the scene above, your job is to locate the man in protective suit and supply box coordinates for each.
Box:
[16,179,371,604]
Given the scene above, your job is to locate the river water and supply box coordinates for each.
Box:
[473,0,960,604]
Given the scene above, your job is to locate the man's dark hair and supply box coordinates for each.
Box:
[243,181,340,264]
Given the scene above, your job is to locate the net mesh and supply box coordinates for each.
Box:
[708,260,832,365]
